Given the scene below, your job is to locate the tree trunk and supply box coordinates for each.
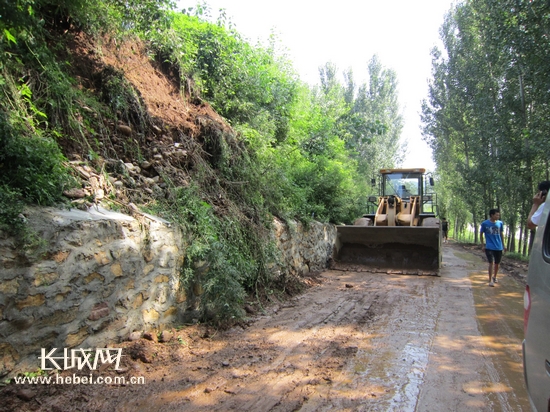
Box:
[473,216,479,243]
[508,221,516,253]
[518,226,524,256]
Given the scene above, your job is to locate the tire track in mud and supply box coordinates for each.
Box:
[140,275,375,411]
[300,274,438,412]
[127,271,440,412]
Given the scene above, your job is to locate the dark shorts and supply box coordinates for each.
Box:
[485,249,503,264]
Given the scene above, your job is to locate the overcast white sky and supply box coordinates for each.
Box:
[177,1,456,170]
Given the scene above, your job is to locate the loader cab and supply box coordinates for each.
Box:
[374,168,437,215]
[381,171,423,199]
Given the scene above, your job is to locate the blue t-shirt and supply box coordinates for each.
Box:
[480,219,504,251]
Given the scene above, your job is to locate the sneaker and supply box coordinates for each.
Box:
[493,277,498,283]
[489,281,495,287]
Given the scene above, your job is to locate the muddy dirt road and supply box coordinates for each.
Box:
[3,243,529,411]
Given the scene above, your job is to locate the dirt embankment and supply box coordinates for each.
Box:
[59,32,237,213]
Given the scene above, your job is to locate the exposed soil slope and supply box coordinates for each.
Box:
[58,32,237,211]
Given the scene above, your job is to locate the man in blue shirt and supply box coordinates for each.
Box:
[480,209,506,287]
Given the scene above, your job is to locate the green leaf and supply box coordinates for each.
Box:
[3,29,17,45]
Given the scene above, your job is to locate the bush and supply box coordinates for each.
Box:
[148,184,275,325]
[0,114,73,205]
[0,185,25,236]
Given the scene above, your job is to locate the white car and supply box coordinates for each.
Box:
[523,200,550,412]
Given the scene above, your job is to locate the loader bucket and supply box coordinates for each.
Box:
[334,226,441,271]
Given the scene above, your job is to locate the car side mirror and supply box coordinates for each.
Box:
[429,177,434,186]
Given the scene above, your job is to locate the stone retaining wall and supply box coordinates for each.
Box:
[0,207,184,376]
[0,207,335,376]
[273,218,336,275]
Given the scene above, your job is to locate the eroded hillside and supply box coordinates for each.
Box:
[60,32,235,210]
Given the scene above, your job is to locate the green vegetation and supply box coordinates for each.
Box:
[505,252,529,263]
[0,0,404,325]
[422,0,550,256]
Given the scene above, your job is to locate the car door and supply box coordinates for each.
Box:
[524,200,550,412]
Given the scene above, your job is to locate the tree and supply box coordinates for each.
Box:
[422,0,550,253]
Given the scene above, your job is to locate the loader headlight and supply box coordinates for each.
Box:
[368,196,378,202]
[423,195,432,201]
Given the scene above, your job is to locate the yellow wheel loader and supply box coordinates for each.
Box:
[334,168,441,274]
